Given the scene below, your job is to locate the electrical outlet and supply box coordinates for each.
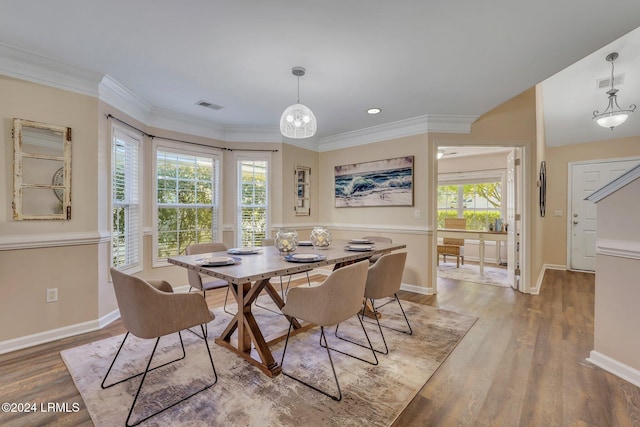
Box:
[46,288,58,303]
[414,209,421,219]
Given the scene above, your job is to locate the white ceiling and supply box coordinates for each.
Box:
[542,26,640,147]
[1,1,639,147]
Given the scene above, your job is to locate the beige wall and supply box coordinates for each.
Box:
[543,136,640,266]
[280,143,319,234]
[438,150,510,174]
[318,134,430,288]
[1,77,289,343]
[0,76,100,341]
[1,76,99,235]
[593,179,640,372]
[431,88,541,290]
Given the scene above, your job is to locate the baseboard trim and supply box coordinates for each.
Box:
[0,320,95,355]
[587,350,640,388]
[530,264,567,295]
[0,268,429,355]
[400,283,434,295]
[98,309,120,328]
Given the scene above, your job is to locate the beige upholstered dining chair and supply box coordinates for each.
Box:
[437,217,466,267]
[280,260,376,401]
[362,235,392,264]
[337,252,412,355]
[103,268,217,427]
[186,242,233,316]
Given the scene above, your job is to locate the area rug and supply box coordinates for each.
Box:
[438,262,510,287]
[61,298,476,426]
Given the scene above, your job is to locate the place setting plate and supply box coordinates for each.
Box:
[284,253,326,263]
[197,256,242,267]
[348,239,374,244]
[345,244,374,252]
[297,240,313,246]
[227,247,262,255]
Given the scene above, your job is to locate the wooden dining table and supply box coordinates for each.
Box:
[168,238,406,377]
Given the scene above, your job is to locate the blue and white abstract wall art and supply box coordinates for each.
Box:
[334,156,414,207]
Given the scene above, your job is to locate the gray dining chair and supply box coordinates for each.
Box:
[280,260,376,401]
[103,268,217,427]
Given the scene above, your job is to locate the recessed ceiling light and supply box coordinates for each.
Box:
[366,107,382,115]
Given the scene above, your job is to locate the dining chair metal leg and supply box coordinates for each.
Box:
[121,327,217,427]
[280,321,343,401]
[323,313,378,365]
[337,294,412,355]
[222,287,235,315]
[101,332,187,389]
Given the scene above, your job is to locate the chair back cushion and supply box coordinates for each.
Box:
[186,242,229,255]
[185,242,229,290]
[110,267,213,339]
[365,252,407,299]
[282,260,369,326]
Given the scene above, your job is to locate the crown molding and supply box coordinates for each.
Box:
[98,75,152,123]
[282,137,320,152]
[426,114,479,133]
[1,43,479,148]
[224,125,283,143]
[147,107,227,141]
[0,42,102,97]
[317,114,477,152]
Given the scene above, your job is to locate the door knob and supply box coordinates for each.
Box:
[573,220,579,224]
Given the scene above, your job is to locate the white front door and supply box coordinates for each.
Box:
[569,159,639,271]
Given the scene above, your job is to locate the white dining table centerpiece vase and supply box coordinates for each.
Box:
[310,226,331,250]
[275,229,298,254]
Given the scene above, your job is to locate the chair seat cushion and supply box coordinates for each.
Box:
[202,278,229,290]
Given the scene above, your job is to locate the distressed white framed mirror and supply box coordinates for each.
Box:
[13,118,72,220]
[294,165,310,216]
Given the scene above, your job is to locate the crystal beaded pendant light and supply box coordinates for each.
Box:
[593,52,636,130]
[280,66,317,138]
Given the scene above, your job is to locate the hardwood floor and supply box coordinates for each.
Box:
[1,271,639,426]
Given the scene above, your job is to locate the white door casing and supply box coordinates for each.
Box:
[506,148,519,289]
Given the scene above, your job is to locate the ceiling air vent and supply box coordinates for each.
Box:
[195,100,224,110]
[597,74,624,89]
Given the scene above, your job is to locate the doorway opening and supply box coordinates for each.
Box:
[433,145,526,292]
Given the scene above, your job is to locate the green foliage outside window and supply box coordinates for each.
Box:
[157,151,218,258]
[238,160,268,247]
[438,182,502,230]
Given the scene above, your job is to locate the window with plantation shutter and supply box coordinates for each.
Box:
[154,142,221,263]
[111,126,141,271]
[237,157,269,247]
